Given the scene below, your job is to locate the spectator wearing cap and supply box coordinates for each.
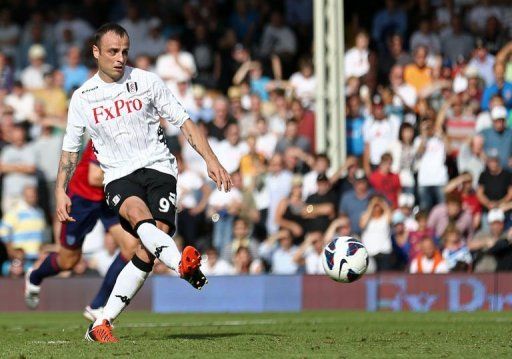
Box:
[339,169,374,235]
[360,196,393,272]
[4,81,35,124]
[369,153,401,208]
[362,95,400,174]
[388,122,415,194]
[396,193,417,232]
[479,106,512,170]
[20,44,52,90]
[303,173,336,233]
[468,38,496,87]
[60,46,88,94]
[440,17,474,65]
[475,94,505,132]
[344,30,370,79]
[480,62,512,111]
[476,150,512,217]
[409,237,449,274]
[414,117,449,211]
[156,36,197,91]
[428,193,474,243]
[469,209,510,272]
[404,46,433,93]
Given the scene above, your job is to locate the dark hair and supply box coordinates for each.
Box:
[94,23,129,47]
[316,153,331,166]
[398,122,415,143]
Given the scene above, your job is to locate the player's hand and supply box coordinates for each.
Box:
[207,160,233,192]
[55,190,75,222]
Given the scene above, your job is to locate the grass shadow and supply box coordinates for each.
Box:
[162,332,281,340]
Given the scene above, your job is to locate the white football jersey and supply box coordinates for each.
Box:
[62,66,189,185]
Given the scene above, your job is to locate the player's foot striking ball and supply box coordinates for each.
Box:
[52,23,231,342]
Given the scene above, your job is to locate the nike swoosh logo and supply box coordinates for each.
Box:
[338,258,347,278]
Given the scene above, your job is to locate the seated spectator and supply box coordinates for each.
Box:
[378,34,411,83]
[407,210,435,262]
[201,247,235,276]
[441,224,472,272]
[239,94,263,138]
[468,39,496,87]
[60,46,88,94]
[444,172,483,230]
[440,17,474,64]
[233,246,263,275]
[389,65,417,118]
[188,85,214,124]
[339,169,373,235]
[391,211,409,270]
[409,237,449,274]
[414,117,448,211]
[346,94,366,158]
[32,70,68,119]
[0,125,37,212]
[259,229,298,274]
[233,60,271,102]
[275,119,310,154]
[275,177,305,243]
[302,153,331,199]
[404,46,432,93]
[475,94,506,132]
[289,57,316,109]
[479,106,512,170]
[292,231,324,274]
[4,81,35,123]
[344,30,370,79]
[481,62,512,111]
[396,193,417,232]
[221,218,259,264]
[360,196,393,271]
[20,44,52,90]
[290,99,316,153]
[266,88,289,136]
[1,185,46,264]
[255,117,278,159]
[207,97,236,142]
[457,136,486,188]
[156,36,196,91]
[469,209,508,272]
[369,153,401,208]
[363,96,400,174]
[389,122,415,194]
[409,16,441,56]
[428,193,473,242]
[265,153,293,235]
[303,173,336,233]
[239,134,265,180]
[476,150,512,217]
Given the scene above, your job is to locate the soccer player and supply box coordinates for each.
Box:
[24,140,139,322]
[57,23,230,342]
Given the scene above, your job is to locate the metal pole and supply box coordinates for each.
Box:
[338,0,346,165]
[314,0,326,153]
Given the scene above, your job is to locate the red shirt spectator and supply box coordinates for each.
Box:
[368,153,401,207]
[291,99,315,152]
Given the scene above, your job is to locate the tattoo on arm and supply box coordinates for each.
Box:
[187,133,198,152]
[57,151,79,191]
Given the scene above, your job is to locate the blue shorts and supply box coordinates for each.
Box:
[60,194,119,250]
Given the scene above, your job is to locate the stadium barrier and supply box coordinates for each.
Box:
[2,274,512,312]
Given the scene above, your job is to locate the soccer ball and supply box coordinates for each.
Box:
[322,236,369,283]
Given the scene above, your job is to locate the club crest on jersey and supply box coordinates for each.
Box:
[126,82,138,93]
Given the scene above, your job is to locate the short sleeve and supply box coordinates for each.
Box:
[62,93,86,152]
[150,73,190,127]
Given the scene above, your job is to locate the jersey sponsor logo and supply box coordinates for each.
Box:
[115,295,131,305]
[126,82,138,93]
[92,98,143,124]
[81,86,98,94]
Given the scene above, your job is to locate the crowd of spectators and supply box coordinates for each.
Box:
[1,0,512,278]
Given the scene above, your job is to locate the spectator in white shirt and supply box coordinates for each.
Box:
[20,44,52,90]
[4,81,35,123]
[265,153,293,234]
[156,36,197,90]
[345,30,370,79]
[389,64,417,112]
[259,229,299,274]
[409,237,449,274]
[302,153,330,200]
[468,39,496,87]
[216,123,249,175]
[289,57,316,109]
[202,247,235,276]
[292,231,325,274]
[414,117,449,211]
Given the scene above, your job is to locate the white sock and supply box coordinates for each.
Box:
[95,261,149,326]
[136,222,181,272]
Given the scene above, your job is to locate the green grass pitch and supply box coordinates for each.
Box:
[1,311,512,358]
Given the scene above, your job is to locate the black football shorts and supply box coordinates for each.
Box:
[105,168,177,237]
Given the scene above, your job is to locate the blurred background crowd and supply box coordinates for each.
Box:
[1,0,512,278]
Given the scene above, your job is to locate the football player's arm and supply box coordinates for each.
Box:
[181,119,232,192]
[88,162,104,187]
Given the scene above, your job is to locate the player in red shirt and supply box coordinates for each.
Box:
[369,153,402,208]
[26,140,138,322]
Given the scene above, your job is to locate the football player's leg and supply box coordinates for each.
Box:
[119,196,182,272]
[87,216,138,312]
